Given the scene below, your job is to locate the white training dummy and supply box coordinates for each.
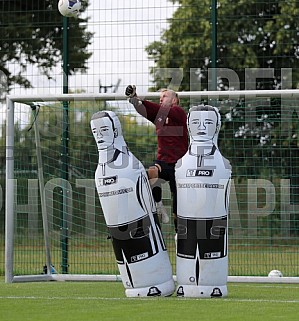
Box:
[175,105,231,298]
[90,111,175,297]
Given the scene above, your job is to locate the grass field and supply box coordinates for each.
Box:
[0,278,299,321]
[1,233,299,277]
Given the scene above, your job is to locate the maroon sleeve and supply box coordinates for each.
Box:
[141,100,161,123]
[142,101,186,126]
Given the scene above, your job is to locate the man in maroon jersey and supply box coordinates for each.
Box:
[125,85,188,232]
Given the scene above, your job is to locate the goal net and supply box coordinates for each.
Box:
[5,90,299,283]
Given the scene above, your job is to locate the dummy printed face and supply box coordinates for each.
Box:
[91,116,116,150]
[189,110,218,142]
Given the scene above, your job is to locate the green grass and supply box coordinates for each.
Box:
[0,279,299,321]
[1,232,299,277]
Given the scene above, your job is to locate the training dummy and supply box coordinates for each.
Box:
[90,111,175,297]
[175,105,231,298]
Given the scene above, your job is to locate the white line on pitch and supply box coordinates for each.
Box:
[0,296,299,303]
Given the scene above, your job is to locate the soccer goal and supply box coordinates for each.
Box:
[5,90,299,283]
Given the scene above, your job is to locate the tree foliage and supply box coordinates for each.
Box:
[0,0,93,90]
[146,0,299,91]
[145,0,299,201]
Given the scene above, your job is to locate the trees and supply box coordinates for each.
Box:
[145,0,299,161]
[0,0,93,91]
[146,0,299,91]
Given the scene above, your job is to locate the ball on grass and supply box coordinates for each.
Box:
[268,270,283,277]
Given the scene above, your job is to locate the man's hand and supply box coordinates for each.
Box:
[125,85,136,98]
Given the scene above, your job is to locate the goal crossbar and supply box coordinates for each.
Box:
[7,89,299,103]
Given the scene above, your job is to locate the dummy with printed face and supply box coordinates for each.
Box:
[90,111,175,297]
[175,105,232,298]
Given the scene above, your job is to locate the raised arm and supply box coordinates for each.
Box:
[125,85,147,118]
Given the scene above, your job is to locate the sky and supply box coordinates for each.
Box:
[1,1,178,125]
[77,0,178,95]
[10,0,178,97]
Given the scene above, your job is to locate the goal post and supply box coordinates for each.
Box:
[5,90,299,283]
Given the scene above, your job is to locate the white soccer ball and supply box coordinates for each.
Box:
[268,270,283,277]
[58,0,81,18]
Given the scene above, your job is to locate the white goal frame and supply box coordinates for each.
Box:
[5,90,299,284]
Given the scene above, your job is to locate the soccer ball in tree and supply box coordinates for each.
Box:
[58,0,82,18]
